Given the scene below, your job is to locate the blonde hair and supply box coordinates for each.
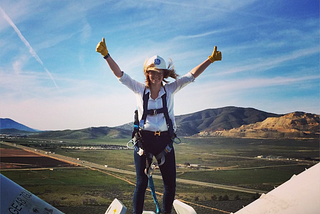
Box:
[143,58,179,87]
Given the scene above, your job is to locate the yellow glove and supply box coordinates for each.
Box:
[96,38,109,57]
[208,46,222,63]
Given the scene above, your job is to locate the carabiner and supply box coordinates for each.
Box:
[172,136,181,144]
[127,138,136,149]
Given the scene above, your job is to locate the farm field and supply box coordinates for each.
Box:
[0,147,76,169]
[1,137,318,214]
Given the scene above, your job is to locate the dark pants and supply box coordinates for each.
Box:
[133,131,176,214]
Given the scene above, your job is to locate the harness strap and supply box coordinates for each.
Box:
[140,87,175,139]
[161,91,175,138]
[140,88,149,127]
[155,142,173,166]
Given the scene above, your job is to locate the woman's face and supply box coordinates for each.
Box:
[147,70,163,86]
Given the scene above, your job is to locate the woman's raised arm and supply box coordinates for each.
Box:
[190,46,222,78]
[96,38,123,78]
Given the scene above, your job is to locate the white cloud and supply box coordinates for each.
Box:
[215,46,320,76]
[146,0,257,11]
[0,6,59,89]
[191,74,319,96]
[174,73,320,115]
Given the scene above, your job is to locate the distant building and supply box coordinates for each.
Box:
[189,164,201,169]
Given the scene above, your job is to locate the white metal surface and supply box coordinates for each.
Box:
[105,198,127,214]
[173,199,197,214]
[0,173,64,214]
[232,163,320,214]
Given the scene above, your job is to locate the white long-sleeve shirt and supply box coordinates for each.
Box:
[119,72,195,132]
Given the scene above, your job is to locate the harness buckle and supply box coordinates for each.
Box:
[137,148,144,156]
[153,109,157,115]
[154,131,161,136]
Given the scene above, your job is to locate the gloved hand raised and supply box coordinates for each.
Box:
[96,38,109,57]
[208,46,222,63]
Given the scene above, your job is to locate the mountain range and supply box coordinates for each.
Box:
[0,118,38,133]
[1,106,319,139]
[200,111,320,139]
[174,106,279,136]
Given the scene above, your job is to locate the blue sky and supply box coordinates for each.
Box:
[0,0,319,130]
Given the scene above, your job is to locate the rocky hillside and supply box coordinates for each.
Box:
[175,106,280,136]
[201,112,320,138]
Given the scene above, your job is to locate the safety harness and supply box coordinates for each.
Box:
[128,87,180,175]
[142,87,181,170]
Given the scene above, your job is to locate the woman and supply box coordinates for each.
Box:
[96,38,221,214]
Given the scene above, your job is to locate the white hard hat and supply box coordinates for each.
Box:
[145,55,166,70]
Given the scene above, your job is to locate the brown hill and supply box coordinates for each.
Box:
[175,106,280,136]
[202,112,320,139]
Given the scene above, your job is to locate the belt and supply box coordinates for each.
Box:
[142,130,169,137]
